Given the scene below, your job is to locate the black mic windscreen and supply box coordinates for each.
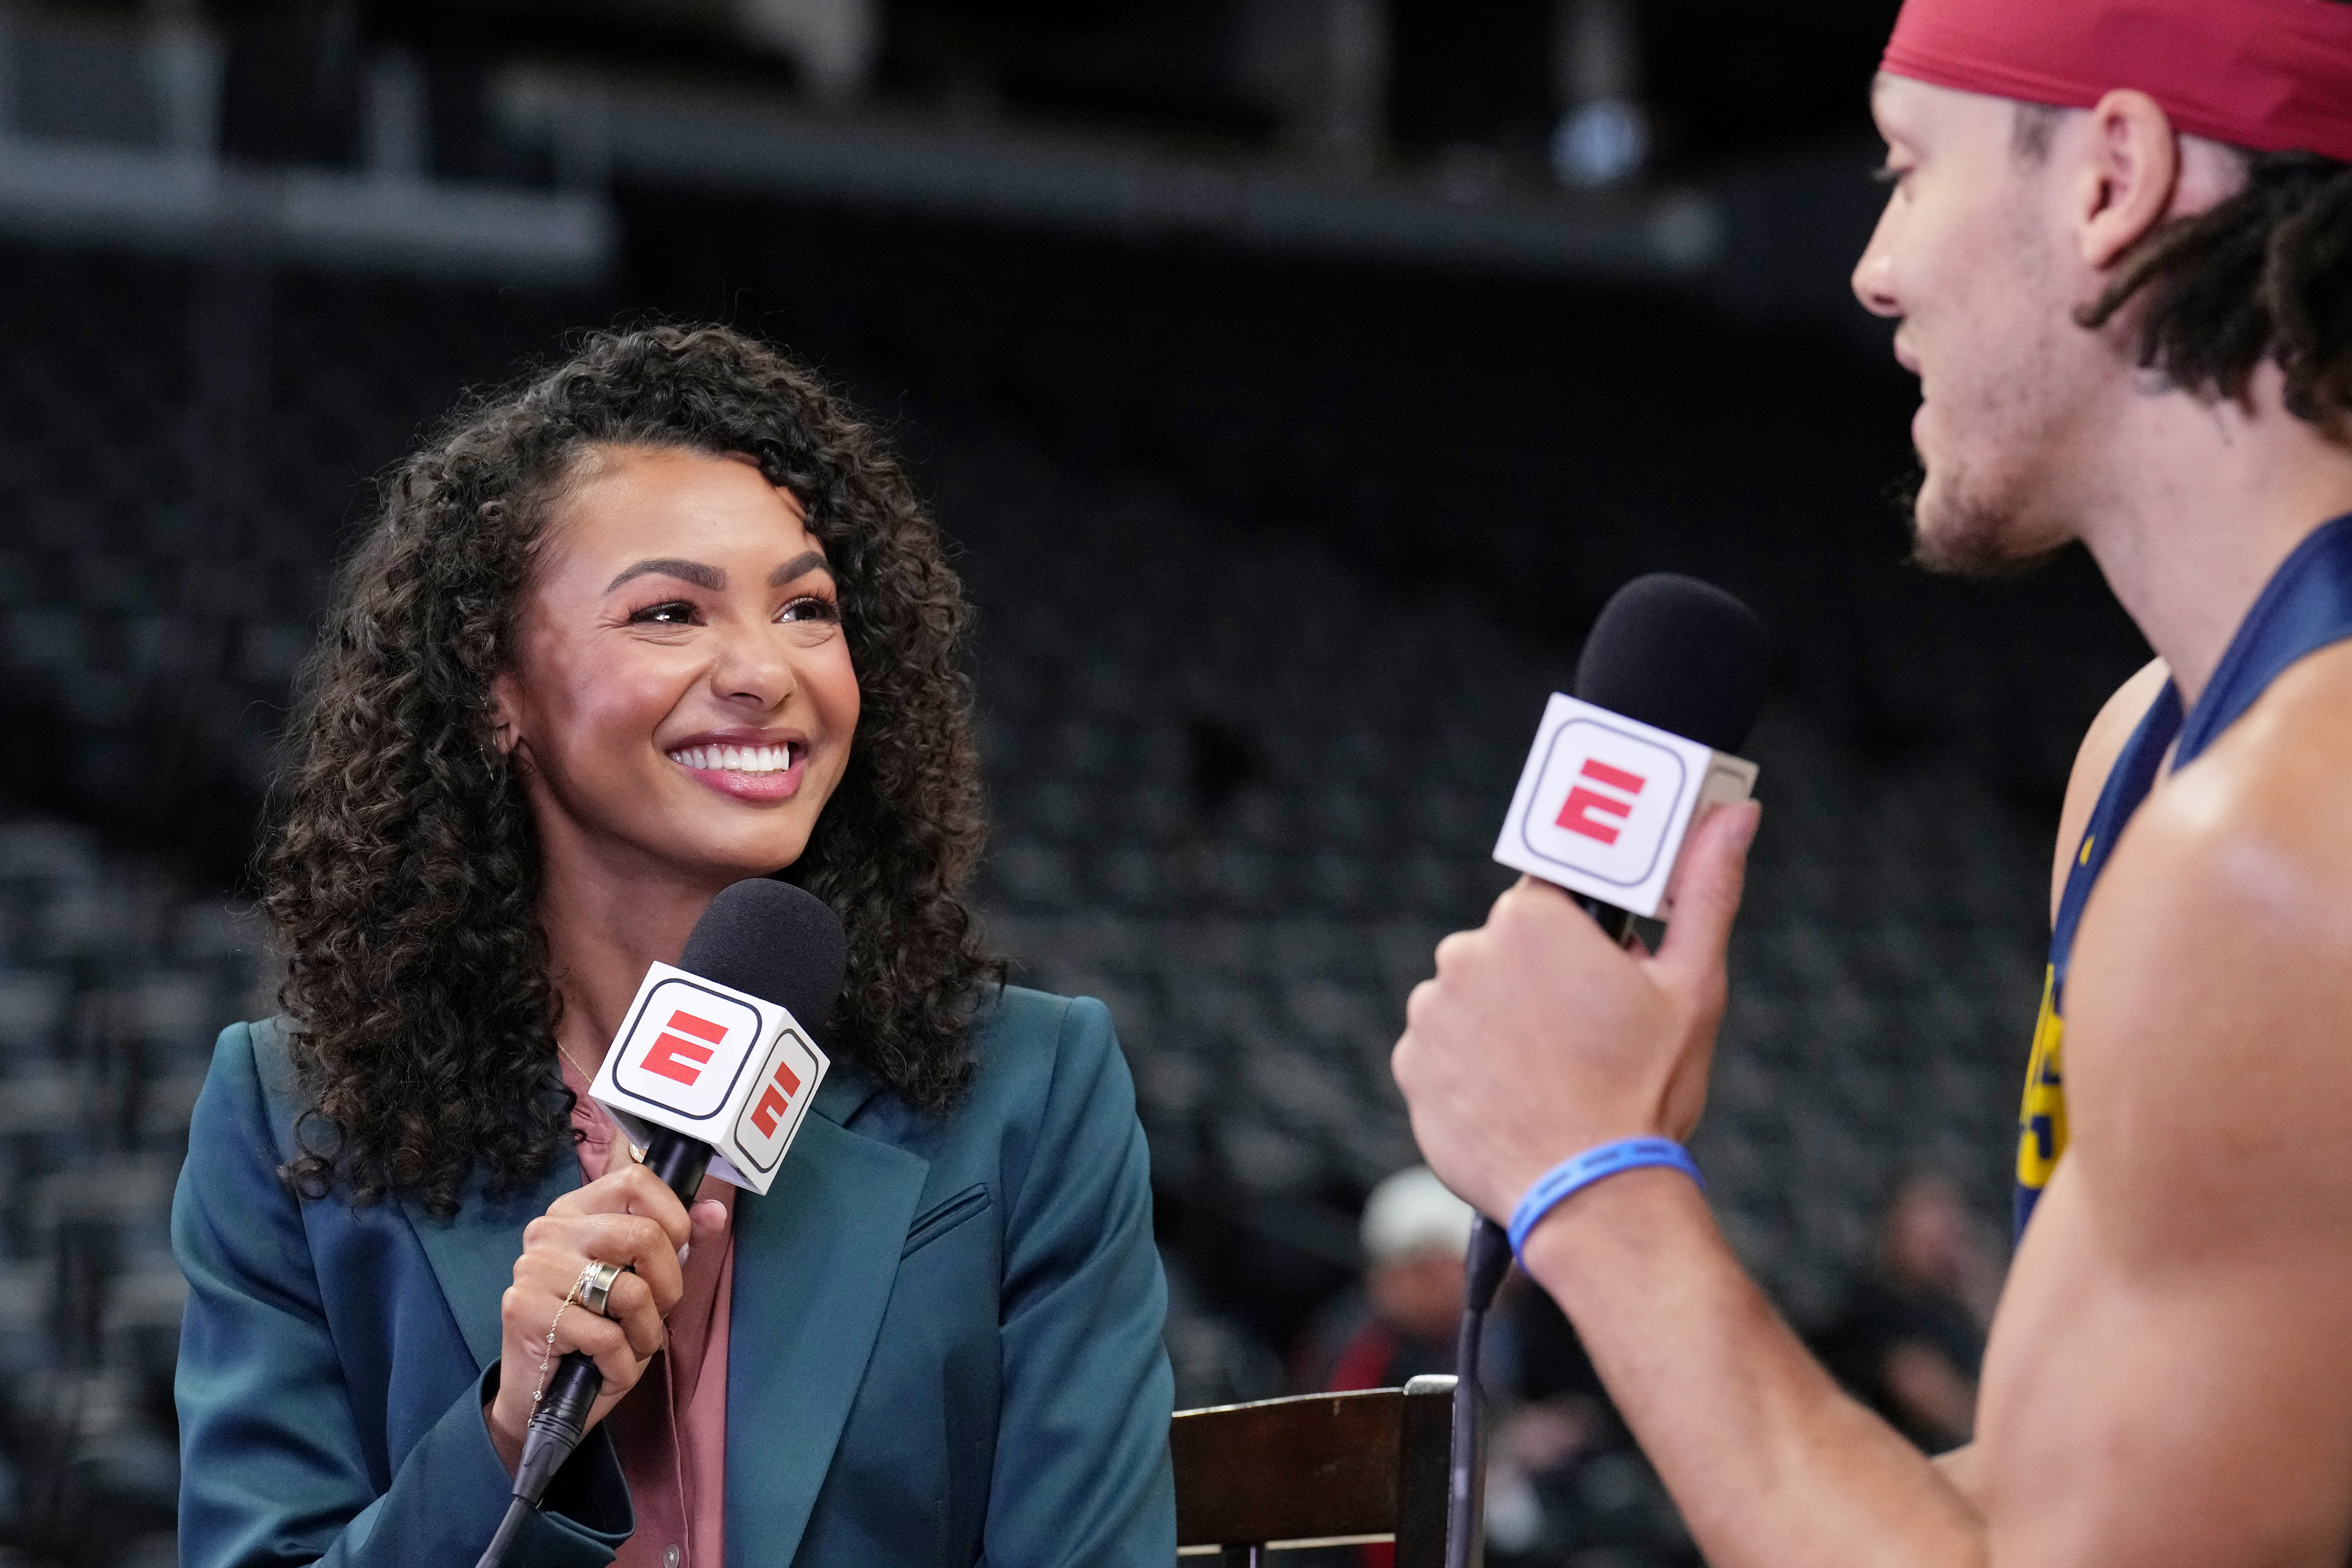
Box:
[1573,573,1771,755]
[680,879,850,1044]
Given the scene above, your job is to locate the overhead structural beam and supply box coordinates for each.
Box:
[0,136,615,282]
[496,70,1724,283]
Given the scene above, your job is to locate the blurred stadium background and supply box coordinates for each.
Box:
[0,0,2151,1562]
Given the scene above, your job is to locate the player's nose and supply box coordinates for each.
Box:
[1851,202,1902,320]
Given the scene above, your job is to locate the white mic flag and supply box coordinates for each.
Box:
[587,961,831,1194]
[1493,692,1758,918]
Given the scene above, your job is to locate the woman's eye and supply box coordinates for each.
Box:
[779,595,840,624]
[629,600,698,626]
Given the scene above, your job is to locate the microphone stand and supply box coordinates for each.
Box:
[1444,893,1634,1568]
[475,1128,713,1568]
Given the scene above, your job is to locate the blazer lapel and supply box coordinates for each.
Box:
[725,1078,928,1567]
[404,1158,583,1372]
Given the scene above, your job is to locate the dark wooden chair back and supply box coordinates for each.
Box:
[1172,1374,1458,1567]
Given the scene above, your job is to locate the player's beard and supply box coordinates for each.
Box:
[1896,186,2079,580]
[1894,462,2060,579]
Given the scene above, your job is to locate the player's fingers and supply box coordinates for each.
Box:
[1650,802,1759,992]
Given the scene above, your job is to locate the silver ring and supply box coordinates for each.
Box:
[578,1259,625,1317]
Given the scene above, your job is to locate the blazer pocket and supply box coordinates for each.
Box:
[901,1183,992,1258]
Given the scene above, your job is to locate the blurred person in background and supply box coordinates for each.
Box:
[1302,1165,1474,1394]
[1300,1169,1472,1568]
[1392,0,2352,1564]
[170,326,1174,1567]
[1815,1173,2002,1453]
[1304,1168,1698,1567]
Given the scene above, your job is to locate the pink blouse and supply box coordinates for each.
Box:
[561,1057,735,1568]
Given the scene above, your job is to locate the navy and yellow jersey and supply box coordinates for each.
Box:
[2016,513,2352,1237]
[2016,702,2172,1232]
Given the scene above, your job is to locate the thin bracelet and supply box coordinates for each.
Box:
[1506,1136,1704,1260]
[529,1268,594,1407]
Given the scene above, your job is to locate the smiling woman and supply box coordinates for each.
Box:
[169,326,1175,1568]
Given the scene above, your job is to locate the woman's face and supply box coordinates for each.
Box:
[492,445,860,891]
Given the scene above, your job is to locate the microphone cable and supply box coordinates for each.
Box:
[1445,1214,1515,1568]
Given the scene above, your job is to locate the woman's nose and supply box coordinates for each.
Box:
[710,629,799,709]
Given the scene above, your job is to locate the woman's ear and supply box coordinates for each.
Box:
[487,670,523,761]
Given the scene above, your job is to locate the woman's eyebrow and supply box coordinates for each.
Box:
[605,558,725,593]
[769,551,833,587]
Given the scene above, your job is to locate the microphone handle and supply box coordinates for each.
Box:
[1445,889,1636,1568]
[499,1130,717,1526]
[641,1127,716,1202]
[1571,893,1638,946]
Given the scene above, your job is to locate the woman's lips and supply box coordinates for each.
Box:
[666,742,808,803]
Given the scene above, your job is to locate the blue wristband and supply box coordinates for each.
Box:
[1506,1137,1705,1259]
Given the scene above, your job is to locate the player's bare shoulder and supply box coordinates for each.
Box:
[2154,640,2352,916]
[2063,640,2352,1252]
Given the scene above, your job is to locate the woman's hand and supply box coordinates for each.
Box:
[485,1160,695,1474]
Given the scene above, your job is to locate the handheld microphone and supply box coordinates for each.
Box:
[1445,574,1770,1568]
[478,879,848,1568]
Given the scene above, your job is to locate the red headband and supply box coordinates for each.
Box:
[1881,0,2352,164]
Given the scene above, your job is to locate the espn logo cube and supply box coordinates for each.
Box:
[1493,694,1758,918]
[589,962,831,1194]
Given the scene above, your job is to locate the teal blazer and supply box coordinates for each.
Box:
[172,987,1175,1567]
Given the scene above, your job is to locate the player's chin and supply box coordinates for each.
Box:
[1916,523,2062,580]
[1908,475,2048,580]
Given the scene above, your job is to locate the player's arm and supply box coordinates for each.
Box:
[1400,807,1991,1568]
[1389,652,2332,1568]
[1930,654,2170,1496]
[1972,661,2352,1568]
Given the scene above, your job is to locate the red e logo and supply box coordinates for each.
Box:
[748,1057,805,1138]
[641,1009,728,1086]
[1556,757,1647,845]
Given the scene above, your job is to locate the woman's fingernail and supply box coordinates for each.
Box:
[677,1243,691,1265]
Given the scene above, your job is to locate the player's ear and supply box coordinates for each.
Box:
[2075,88,2182,273]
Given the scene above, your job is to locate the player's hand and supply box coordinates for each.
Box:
[1391,801,1760,1221]
[485,1160,713,1473]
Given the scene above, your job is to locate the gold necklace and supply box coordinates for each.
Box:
[556,1038,604,1086]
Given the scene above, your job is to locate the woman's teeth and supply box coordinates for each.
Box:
[670,744,794,773]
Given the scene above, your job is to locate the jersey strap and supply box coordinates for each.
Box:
[2016,512,2352,1236]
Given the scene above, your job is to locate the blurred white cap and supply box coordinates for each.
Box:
[1360,1165,1475,1264]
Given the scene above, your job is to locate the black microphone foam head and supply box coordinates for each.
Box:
[1573,573,1771,754]
[680,879,850,1045]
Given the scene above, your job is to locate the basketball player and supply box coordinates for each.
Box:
[1391,1,2352,1563]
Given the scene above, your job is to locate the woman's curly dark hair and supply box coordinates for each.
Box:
[265,324,999,1216]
